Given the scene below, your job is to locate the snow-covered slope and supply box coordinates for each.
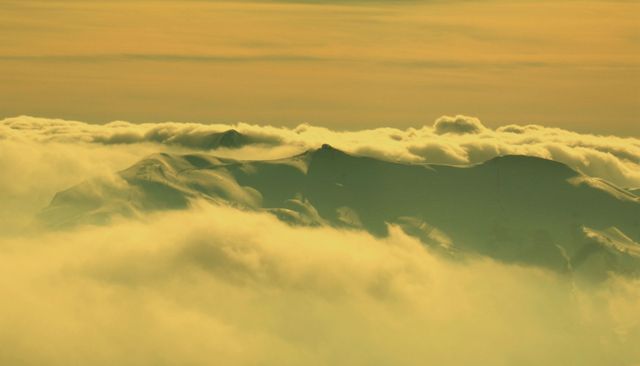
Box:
[41,144,640,277]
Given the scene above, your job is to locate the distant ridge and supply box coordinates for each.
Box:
[96,128,277,150]
[158,128,255,150]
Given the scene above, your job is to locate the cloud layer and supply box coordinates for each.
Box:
[2,115,639,189]
[1,203,639,365]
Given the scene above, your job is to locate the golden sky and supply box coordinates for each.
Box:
[0,0,638,134]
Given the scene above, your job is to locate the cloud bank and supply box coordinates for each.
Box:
[2,115,639,189]
[1,203,640,365]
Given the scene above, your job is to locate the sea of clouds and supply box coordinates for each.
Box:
[1,203,640,365]
[2,114,639,188]
[1,115,639,365]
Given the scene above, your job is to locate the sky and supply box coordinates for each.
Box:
[0,0,638,135]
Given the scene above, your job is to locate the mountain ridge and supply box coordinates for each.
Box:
[40,146,640,278]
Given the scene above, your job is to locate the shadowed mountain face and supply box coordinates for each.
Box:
[41,145,640,278]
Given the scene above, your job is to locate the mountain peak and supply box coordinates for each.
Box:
[215,129,247,148]
[305,143,348,158]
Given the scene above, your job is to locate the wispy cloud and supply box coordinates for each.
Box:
[0,53,331,63]
[1,0,638,132]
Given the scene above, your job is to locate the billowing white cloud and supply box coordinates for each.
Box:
[0,202,639,365]
[433,115,486,135]
[2,115,639,189]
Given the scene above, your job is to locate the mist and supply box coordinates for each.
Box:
[0,203,639,365]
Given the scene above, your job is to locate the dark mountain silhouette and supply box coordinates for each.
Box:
[41,144,640,278]
[141,128,272,150]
